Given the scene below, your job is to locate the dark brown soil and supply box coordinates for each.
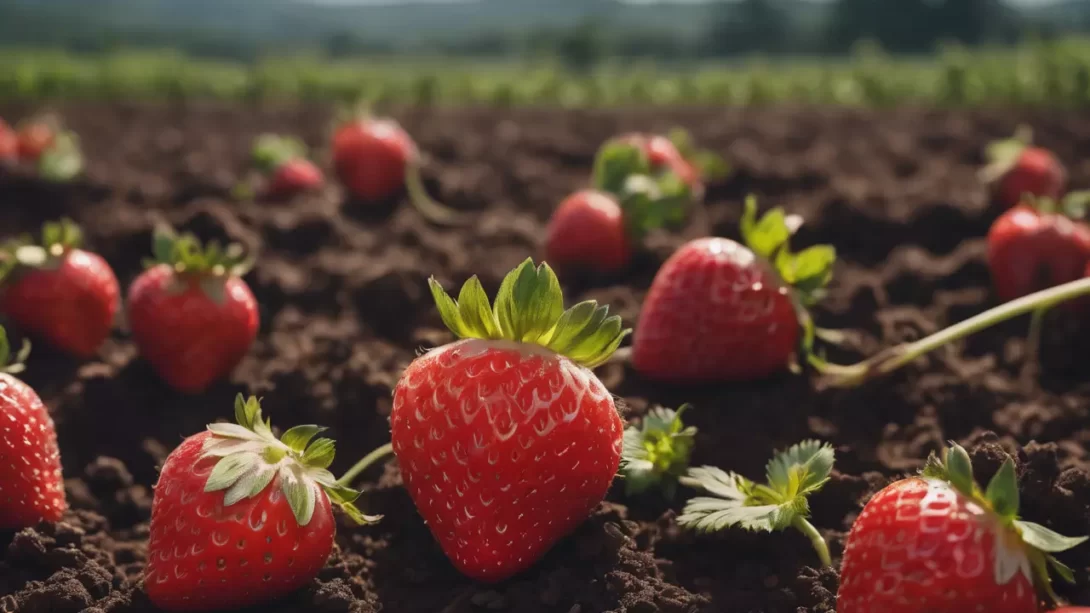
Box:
[1,102,1090,613]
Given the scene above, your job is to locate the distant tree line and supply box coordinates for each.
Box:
[1,0,1088,64]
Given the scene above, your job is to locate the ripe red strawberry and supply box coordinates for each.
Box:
[545,190,631,274]
[145,395,378,611]
[391,259,629,582]
[16,120,56,163]
[632,197,835,383]
[550,142,697,274]
[0,219,120,358]
[838,443,1086,613]
[250,133,322,198]
[614,129,728,198]
[987,196,1090,303]
[982,127,1066,210]
[0,327,65,529]
[0,118,16,161]
[127,228,259,394]
[266,159,323,199]
[331,114,462,224]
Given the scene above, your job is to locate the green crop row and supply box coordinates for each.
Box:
[1,38,1090,107]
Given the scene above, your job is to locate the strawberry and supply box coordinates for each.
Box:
[614,129,729,199]
[987,194,1090,303]
[838,442,1086,613]
[545,142,696,274]
[0,219,120,358]
[982,126,1067,210]
[16,119,56,163]
[0,327,64,529]
[632,197,836,383]
[145,395,379,612]
[678,440,834,567]
[545,190,631,274]
[390,259,629,582]
[331,113,462,224]
[127,227,259,394]
[266,159,323,198]
[0,118,16,161]
[250,133,323,198]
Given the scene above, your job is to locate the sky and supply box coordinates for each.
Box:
[307,0,1057,5]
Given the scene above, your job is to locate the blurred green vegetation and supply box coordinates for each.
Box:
[3,38,1090,108]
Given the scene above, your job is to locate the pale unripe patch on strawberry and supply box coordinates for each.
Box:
[394,259,629,582]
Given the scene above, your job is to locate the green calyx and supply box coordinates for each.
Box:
[591,139,693,240]
[666,127,730,181]
[38,131,83,183]
[147,226,254,279]
[620,404,697,499]
[0,218,84,282]
[922,442,1087,603]
[980,124,1033,184]
[740,196,837,374]
[740,196,835,306]
[678,440,834,567]
[429,258,630,369]
[1025,192,1090,221]
[0,325,31,375]
[201,394,381,527]
[252,133,308,174]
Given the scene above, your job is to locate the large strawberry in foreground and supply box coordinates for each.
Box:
[391,259,629,582]
[145,395,378,611]
[838,443,1087,613]
[0,219,120,358]
[0,327,65,529]
[127,227,259,393]
[632,197,835,383]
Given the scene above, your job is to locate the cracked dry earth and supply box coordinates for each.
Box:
[0,102,1090,613]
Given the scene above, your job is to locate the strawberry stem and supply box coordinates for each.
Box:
[820,277,1090,388]
[791,516,832,568]
[404,161,466,226]
[336,442,394,488]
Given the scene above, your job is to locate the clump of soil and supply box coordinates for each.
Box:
[1,102,1089,612]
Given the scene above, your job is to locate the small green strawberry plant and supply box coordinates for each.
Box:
[620,404,697,499]
[678,440,834,568]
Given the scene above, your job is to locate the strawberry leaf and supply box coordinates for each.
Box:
[198,395,381,527]
[1016,521,1089,553]
[37,132,83,183]
[494,259,564,343]
[281,425,327,453]
[593,140,651,195]
[147,225,254,278]
[620,405,697,498]
[679,440,834,566]
[980,125,1032,184]
[428,258,630,368]
[0,325,29,375]
[1062,190,1090,220]
[618,173,692,240]
[985,458,1020,519]
[740,195,791,259]
[775,245,836,307]
[765,440,834,497]
[692,151,730,181]
[252,133,308,174]
[1047,554,1077,584]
